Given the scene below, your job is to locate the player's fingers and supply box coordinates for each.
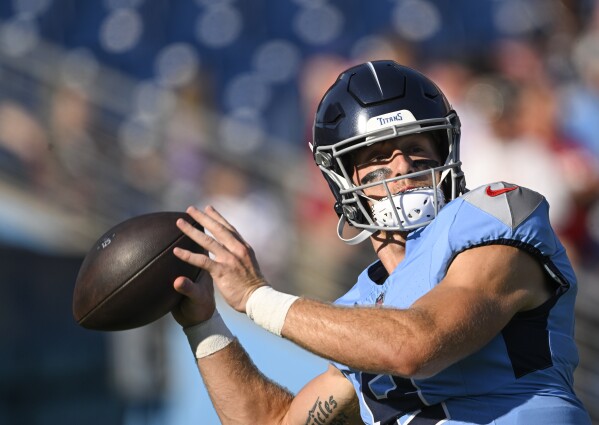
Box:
[186,206,235,236]
[185,205,240,236]
[176,218,230,258]
[173,247,217,272]
[185,205,220,227]
[203,205,237,232]
[202,205,249,247]
[186,206,247,253]
[203,205,251,247]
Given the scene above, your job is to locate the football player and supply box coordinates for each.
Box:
[172,60,591,424]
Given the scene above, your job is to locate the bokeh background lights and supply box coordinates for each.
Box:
[0,1,598,424]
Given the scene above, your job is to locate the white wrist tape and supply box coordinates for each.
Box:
[245,286,299,337]
[183,311,234,359]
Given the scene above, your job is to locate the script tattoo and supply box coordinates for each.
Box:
[304,395,349,425]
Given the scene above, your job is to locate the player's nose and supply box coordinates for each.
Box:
[389,150,415,176]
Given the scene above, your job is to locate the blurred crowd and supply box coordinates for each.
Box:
[1,0,599,423]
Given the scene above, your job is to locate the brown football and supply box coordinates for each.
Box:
[72,212,204,331]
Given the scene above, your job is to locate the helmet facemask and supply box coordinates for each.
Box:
[311,61,466,244]
[314,113,463,244]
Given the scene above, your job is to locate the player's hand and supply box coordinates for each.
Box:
[171,269,216,328]
[173,205,267,313]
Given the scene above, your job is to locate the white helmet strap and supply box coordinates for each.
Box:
[336,215,375,245]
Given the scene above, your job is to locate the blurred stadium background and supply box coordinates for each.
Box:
[0,0,598,424]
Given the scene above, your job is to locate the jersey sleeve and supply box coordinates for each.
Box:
[436,182,574,289]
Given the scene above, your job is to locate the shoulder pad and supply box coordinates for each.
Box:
[461,182,545,229]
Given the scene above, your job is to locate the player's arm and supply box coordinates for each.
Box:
[194,340,361,424]
[286,364,362,425]
[282,242,553,378]
[175,205,554,379]
[172,272,361,424]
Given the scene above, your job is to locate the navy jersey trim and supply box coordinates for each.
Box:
[501,306,553,378]
[360,372,426,424]
[368,260,389,285]
[461,238,571,291]
[455,238,565,379]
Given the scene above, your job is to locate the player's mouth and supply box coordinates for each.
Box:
[396,185,418,193]
[366,185,433,202]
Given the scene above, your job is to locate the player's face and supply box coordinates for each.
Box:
[350,133,442,200]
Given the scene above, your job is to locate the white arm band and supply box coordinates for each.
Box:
[245,286,299,337]
[183,311,234,359]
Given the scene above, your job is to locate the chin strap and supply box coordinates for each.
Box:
[336,215,375,245]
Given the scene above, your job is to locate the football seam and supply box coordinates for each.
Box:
[78,227,201,326]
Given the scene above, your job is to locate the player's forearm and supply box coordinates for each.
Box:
[197,339,294,425]
[281,298,433,378]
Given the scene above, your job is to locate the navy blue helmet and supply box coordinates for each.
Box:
[311,60,465,243]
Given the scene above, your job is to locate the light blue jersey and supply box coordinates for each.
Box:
[334,183,590,425]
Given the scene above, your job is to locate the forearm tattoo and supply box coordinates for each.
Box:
[304,395,352,425]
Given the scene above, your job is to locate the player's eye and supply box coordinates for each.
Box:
[367,153,388,163]
[412,159,440,169]
[405,145,426,155]
[363,147,394,163]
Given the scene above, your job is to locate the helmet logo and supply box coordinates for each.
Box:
[366,109,419,133]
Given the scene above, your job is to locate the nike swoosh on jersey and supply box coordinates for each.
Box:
[486,185,519,197]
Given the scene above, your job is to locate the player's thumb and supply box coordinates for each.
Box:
[173,276,198,298]
[172,275,215,326]
[174,273,214,300]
